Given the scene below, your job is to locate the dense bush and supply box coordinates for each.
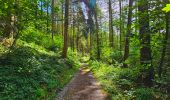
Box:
[89,60,168,99]
[0,34,79,99]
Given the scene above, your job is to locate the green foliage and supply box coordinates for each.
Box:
[0,0,169,99]
[119,68,139,82]
[118,78,134,90]
[110,50,123,63]
[89,61,163,99]
[89,60,119,94]
[134,88,154,100]
[0,36,79,99]
[101,47,112,63]
[0,44,7,54]
[125,34,140,66]
[20,26,63,51]
[151,33,163,69]
[119,68,139,81]
[162,2,170,12]
[36,87,47,99]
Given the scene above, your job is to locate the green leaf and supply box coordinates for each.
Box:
[4,3,8,9]
[162,4,170,12]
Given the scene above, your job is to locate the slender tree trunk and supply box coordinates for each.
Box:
[51,0,55,40]
[158,0,170,78]
[46,0,49,33]
[72,12,75,52]
[135,1,138,34]
[88,11,94,60]
[62,0,69,58]
[76,11,80,53]
[35,0,38,29]
[138,0,153,86]
[119,0,122,50]
[99,13,103,47]
[94,8,100,60]
[123,0,133,67]
[89,26,93,59]
[76,24,79,52]
[3,18,10,37]
[62,3,64,36]
[11,0,19,47]
[41,0,43,16]
[109,0,114,47]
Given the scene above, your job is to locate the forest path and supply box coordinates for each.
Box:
[57,63,108,100]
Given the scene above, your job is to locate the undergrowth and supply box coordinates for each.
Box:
[0,27,80,99]
[89,60,168,100]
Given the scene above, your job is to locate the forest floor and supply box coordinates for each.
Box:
[57,63,108,100]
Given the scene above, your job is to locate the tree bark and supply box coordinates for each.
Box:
[123,0,133,67]
[158,0,170,78]
[119,0,122,50]
[51,0,55,40]
[138,0,153,86]
[72,10,75,52]
[94,7,100,60]
[108,0,114,48]
[46,0,49,33]
[62,0,69,58]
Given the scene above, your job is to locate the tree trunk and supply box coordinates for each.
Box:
[62,3,64,36]
[72,11,75,52]
[46,0,49,33]
[11,0,19,48]
[41,0,43,16]
[119,0,122,50]
[158,0,170,78]
[138,0,153,86]
[51,0,55,40]
[35,0,38,29]
[108,0,114,47]
[62,0,69,58]
[88,10,94,60]
[123,0,133,67]
[94,7,100,60]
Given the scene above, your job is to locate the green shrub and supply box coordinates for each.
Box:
[110,50,123,63]
[119,68,139,82]
[0,44,79,99]
[36,87,47,99]
[118,79,134,90]
[135,88,154,100]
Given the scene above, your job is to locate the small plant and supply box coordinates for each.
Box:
[134,88,154,100]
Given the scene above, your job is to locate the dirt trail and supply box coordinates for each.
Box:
[57,63,108,100]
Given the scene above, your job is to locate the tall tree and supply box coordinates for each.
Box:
[108,0,114,47]
[46,0,49,33]
[72,3,76,52]
[138,0,154,86]
[123,0,133,67]
[62,0,69,58]
[94,7,100,60]
[88,9,94,59]
[11,0,19,47]
[51,0,55,40]
[119,0,122,50]
[158,0,170,78]
[61,2,64,36]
